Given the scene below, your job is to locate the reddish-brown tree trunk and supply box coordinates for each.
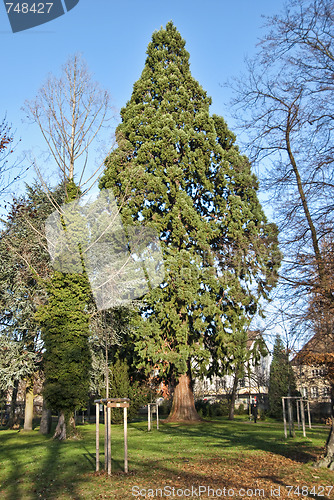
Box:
[165,374,201,422]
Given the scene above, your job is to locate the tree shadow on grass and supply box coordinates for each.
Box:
[155,419,323,464]
[0,420,328,499]
[0,427,98,500]
[0,430,34,500]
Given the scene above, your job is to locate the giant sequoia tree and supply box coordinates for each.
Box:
[100,22,280,422]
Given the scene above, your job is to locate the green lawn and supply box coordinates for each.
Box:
[0,418,333,499]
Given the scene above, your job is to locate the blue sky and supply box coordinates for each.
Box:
[1,1,292,346]
[1,0,286,197]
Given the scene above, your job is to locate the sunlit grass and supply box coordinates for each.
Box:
[0,418,332,499]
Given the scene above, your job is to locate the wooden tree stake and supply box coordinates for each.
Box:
[124,407,128,473]
[282,398,287,439]
[96,403,100,472]
[94,398,130,475]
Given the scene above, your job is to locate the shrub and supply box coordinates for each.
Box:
[108,358,150,423]
[235,403,246,415]
[159,398,172,416]
[195,400,229,418]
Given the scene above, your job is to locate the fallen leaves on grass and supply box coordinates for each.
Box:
[91,451,333,500]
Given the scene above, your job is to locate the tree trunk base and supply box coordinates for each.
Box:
[228,373,239,420]
[53,412,67,440]
[165,374,202,423]
[8,380,19,429]
[315,422,334,469]
[53,413,78,440]
[23,378,34,431]
[39,400,52,435]
[315,456,334,470]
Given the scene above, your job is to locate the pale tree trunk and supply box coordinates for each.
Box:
[228,373,239,421]
[39,399,52,435]
[53,412,67,440]
[317,388,334,469]
[53,412,76,440]
[317,421,334,470]
[23,377,34,431]
[165,372,201,422]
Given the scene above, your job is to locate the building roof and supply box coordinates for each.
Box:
[246,330,261,349]
[292,332,334,365]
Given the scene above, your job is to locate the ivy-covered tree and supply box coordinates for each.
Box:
[35,180,92,440]
[227,332,269,420]
[269,334,298,419]
[36,270,91,439]
[100,22,281,422]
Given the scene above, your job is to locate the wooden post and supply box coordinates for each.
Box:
[282,398,287,438]
[104,406,108,470]
[301,398,306,438]
[124,407,128,473]
[296,399,300,430]
[156,403,159,430]
[148,404,151,431]
[307,400,312,429]
[107,406,111,475]
[287,397,295,437]
[94,398,130,475]
[96,403,100,472]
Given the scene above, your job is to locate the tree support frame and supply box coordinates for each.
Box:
[94,398,130,474]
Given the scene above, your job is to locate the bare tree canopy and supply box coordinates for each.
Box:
[24,53,112,193]
[0,117,27,206]
[231,0,334,308]
[231,0,334,469]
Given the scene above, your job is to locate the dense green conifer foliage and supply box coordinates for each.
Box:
[108,358,149,423]
[269,335,298,419]
[36,271,91,417]
[100,22,281,420]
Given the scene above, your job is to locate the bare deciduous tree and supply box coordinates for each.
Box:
[21,54,114,439]
[24,53,113,195]
[231,0,334,467]
[0,117,28,209]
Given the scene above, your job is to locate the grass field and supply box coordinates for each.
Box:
[0,417,333,499]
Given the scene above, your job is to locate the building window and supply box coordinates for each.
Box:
[323,387,331,398]
[312,368,325,377]
[310,386,319,398]
[302,387,308,398]
[216,378,225,391]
